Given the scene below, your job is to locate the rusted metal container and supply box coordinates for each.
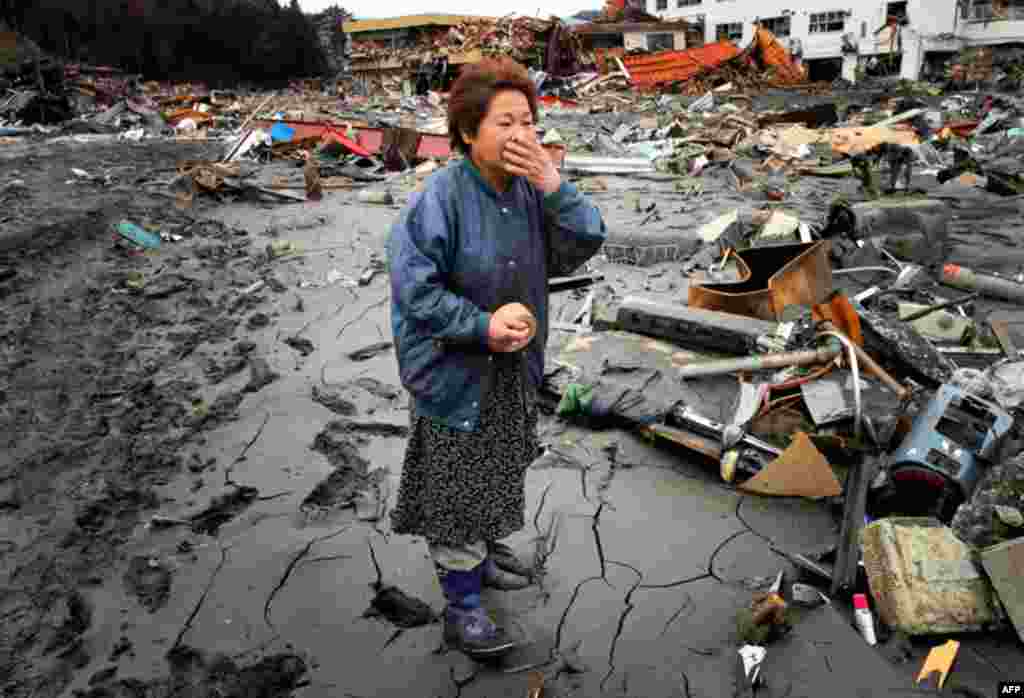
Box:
[861,517,999,635]
[688,240,832,321]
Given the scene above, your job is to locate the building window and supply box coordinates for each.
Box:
[716,22,742,41]
[655,0,668,11]
[809,11,845,33]
[758,16,791,37]
[886,1,908,21]
[647,32,675,51]
[963,0,1024,20]
[677,0,701,5]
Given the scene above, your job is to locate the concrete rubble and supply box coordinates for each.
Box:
[3,10,1024,698]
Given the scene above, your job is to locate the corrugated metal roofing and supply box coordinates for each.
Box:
[343,14,480,34]
[623,41,742,87]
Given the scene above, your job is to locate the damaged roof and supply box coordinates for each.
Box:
[343,14,486,34]
[624,40,743,87]
[570,20,691,34]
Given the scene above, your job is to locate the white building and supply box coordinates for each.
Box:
[647,0,1024,81]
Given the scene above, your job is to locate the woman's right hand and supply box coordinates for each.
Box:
[487,303,535,353]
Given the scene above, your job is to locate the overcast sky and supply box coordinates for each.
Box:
[298,0,599,21]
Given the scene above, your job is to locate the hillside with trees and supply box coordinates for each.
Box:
[1,0,330,84]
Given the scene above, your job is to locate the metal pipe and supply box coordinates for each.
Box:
[901,292,979,322]
[677,344,840,379]
[833,266,899,276]
[819,321,910,401]
[942,264,1024,304]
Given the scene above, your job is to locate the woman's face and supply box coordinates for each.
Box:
[463,89,535,175]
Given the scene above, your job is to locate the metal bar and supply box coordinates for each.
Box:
[573,290,595,325]
[831,457,878,598]
[901,293,979,322]
[562,154,655,174]
[547,273,604,292]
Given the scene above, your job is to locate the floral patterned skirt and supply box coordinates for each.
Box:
[390,357,539,547]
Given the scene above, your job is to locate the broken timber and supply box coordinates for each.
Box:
[616,295,778,355]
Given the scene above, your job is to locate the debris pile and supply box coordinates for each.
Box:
[623,27,806,93]
[518,81,1024,694]
[5,11,1024,698]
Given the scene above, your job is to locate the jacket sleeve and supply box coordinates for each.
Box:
[543,181,608,277]
[388,187,492,347]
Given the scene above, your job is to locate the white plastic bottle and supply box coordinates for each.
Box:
[853,593,877,646]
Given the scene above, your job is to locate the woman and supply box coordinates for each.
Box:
[387,57,607,659]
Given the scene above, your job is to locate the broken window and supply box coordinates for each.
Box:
[677,0,701,5]
[964,0,993,19]
[647,32,675,51]
[656,0,668,11]
[809,10,845,33]
[759,16,791,37]
[886,1,908,21]
[716,22,742,41]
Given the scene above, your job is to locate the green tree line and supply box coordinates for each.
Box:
[1,0,329,85]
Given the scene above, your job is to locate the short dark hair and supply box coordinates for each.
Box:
[447,57,538,154]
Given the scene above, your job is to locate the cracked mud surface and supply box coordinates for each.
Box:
[1,138,1021,698]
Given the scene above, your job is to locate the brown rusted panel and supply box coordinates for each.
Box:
[688,241,833,321]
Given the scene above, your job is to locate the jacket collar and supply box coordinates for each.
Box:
[461,158,520,202]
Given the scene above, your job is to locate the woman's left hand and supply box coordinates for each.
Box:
[503,137,561,195]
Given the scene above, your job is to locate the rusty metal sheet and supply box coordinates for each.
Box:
[623,41,742,87]
[754,28,806,85]
[688,241,833,321]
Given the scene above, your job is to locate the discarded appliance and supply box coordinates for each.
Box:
[860,517,999,635]
[884,384,1014,522]
[688,241,832,322]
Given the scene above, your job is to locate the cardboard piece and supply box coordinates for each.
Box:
[739,431,841,499]
[916,639,959,689]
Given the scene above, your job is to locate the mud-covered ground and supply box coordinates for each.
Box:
[1,131,1022,698]
[0,137,321,697]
